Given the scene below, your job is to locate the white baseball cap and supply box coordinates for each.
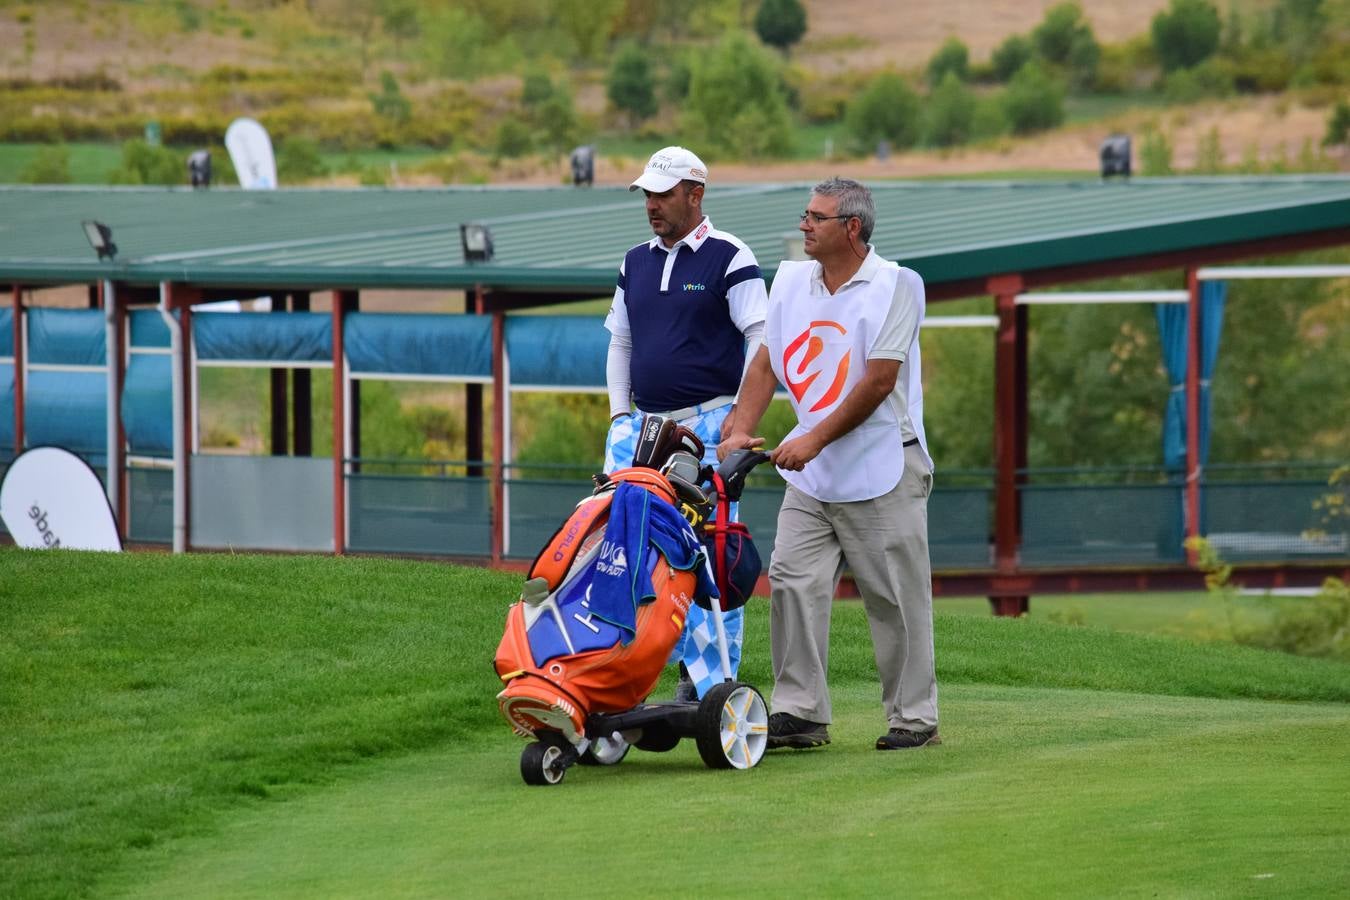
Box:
[629,146,708,193]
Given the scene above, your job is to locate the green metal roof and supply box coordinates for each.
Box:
[2,177,1348,296]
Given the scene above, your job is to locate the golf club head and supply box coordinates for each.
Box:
[632,414,705,471]
[715,449,772,502]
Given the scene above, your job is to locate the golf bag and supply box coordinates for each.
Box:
[493,420,718,744]
[492,416,770,747]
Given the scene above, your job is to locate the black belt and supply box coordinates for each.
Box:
[903,438,919,447]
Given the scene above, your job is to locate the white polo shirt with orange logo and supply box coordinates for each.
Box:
[764,247,929,502]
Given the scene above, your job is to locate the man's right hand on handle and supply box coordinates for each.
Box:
[717,431,766,462]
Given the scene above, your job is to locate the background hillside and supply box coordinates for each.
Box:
[1,0,1345,184]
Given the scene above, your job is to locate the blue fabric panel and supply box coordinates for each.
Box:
[0,362,13,453]
[29,308,105,366]
[129,308,172,349]
[123,355,172,456]
[1155,285,1226,472]
[526,559,632,668]
[1199,281,1226,466]
[1155,302,1186,472]
[0,307,12,355]
[194,310,331,362]
[505,315,607,388]
[25,369,106,456]
[345,313,491,377]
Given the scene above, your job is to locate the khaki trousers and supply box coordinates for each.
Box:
[767,442,938,730]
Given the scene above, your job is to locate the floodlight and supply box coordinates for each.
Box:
[81,220,117,261]
[187,150,212,188]
[1100,134,1131,179]
[570,144,595,187]
[460,223,494,263]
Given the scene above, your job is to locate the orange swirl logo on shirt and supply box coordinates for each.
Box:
[783,321,850,413]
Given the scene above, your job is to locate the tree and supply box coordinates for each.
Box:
[923,72,976,147]
[925,37,970,87]
[1001,61,1064,135]
[1322,99,1350,147]
[682,32,793,158]
[370,71,411,124]
[1151,0,1222,72]
[1033,2,1094,65]
[844,71,921,152]
[991,33,1034,82]
[607,42,657,126]
[754,0,807,55]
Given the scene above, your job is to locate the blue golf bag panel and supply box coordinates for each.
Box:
[526,545,661,668]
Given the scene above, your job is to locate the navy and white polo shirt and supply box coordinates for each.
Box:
[605,217,767,412]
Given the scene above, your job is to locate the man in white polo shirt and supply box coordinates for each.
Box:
[603,146,768,700]
[719,176,939,751]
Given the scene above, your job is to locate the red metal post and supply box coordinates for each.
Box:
[1184,268,1202,564]
[490,297,505,564]
[11,285,22,453]
[989,274,1029,616]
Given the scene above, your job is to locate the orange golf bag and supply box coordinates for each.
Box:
[492,465,708,743]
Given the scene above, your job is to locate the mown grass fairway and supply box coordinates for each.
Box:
[3,548,1349,898]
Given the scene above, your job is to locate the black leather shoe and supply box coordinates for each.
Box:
[767,712,830,749]
[875,727,941,750]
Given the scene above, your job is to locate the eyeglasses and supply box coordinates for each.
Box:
[800,212,853,224]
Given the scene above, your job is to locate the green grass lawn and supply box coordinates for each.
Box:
[0,143,126,184]
[3,548,1348,898]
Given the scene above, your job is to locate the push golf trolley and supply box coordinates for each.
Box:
[492,415,771,786]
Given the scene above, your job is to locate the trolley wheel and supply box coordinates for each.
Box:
[634,721,681,753]
[695,682,768,770]
[520,740,568,786]
[578,732,630,766]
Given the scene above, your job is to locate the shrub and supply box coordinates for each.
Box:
[1139,129,1174,175]
[18,144,72,184]
[1151,0,1222,72]
[529,86,581,156]
[991,34,1034,82]
[1161,58,1234,102]
[276,136,327,182]
[370,70,411,124]
[923,72,976,147]
[1033,2,1093,66]
[682,32,793,159]
[1192,125,1224,173]
[844,71,921,152]
[107,139,182,185]
[664,55,692,104]
[1001,61,1064,134]
[492,118,533,159]
[926,37,970,87]
[1324,99,1350,147]
[607,42,657,126]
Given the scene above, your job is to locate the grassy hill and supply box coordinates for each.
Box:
[3,548,1348,897]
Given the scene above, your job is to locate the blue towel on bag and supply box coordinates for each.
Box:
[587,482,718,643]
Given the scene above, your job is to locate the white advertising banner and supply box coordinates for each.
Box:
[225,117,277,190]
[0,447,123,552]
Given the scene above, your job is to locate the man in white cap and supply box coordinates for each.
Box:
[603,146,768,700]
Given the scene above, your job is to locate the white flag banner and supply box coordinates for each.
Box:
[225,117,277,190]
[1,447,123,552]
